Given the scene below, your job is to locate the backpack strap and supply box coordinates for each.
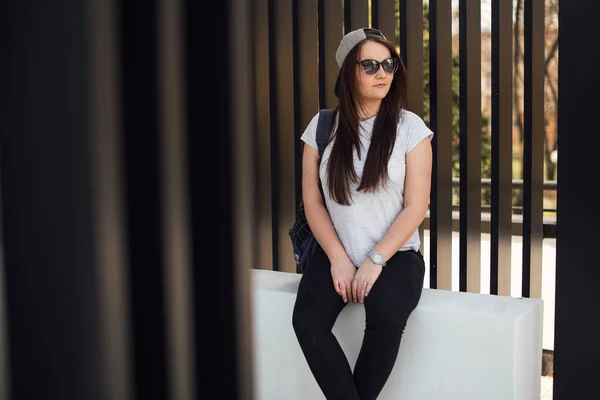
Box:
[315,108,336,156]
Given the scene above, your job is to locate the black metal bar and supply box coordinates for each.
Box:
[0,1,129,398]
[403,0,424,116]
[344,0,351,32]
[274,0,298,273]
[318,0,326,107]
[490,0,513,296]
[323,0,343,109]
[296,0,319,207]
[292,0,302,209]
[119,1,171,397]
[296,0,319,274]
[158,0,195,398]
[428,0,453,290]
[268,0,281,271]
[373,0,397,46]
[521,0,545,299]
[428,0,437,289]
[90,1,134,398]
[185,0,250,397]
[254,0,275,271]
[229,0,258,395]
[399,0,424,250]
[399,0,407,66]
[554,2,600,396]
[459,0,481,293]
[350,0,369,30]
[372,0,379,29]
[0,186,7,400]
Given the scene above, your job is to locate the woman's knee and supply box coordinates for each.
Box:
[291,294,325,335]
[291,303,309,333]
[364,290,419,332]
[292,292,342,335]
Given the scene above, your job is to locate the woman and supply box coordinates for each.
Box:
[291,27,434,400]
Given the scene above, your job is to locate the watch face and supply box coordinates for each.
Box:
[371,253,383,264]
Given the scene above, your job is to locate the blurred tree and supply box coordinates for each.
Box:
[419,2,492,206]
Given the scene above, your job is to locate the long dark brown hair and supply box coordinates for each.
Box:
[326,37,408,205]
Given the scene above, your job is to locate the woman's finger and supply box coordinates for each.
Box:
[358,279,368,303]
[346,280,354,303]
[351,278,359,302]
[342,281,349,303]
[364,280,375,299]
[339,281,348,303]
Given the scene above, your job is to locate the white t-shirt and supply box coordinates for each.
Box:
[300,109,434,267]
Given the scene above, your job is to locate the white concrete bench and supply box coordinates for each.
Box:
[251,269,544,400]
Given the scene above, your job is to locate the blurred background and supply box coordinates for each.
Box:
[0,0,598,399]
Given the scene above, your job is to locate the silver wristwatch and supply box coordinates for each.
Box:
[368,251,386,267]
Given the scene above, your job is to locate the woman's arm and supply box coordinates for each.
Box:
[302,144,357,302]
[302,144,347,262]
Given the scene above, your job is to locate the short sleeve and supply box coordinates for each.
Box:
[300,112,321,150]
[402,111,434,154]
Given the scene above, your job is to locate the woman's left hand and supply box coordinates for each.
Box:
[352,261,383,303]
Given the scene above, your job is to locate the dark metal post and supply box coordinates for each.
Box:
[458,0,481,293]
[521,0,545,299]
[554,1,600,398]
[185,0,255,398]
[490,0,513,296]
[0,1,132,399]
[428,0,453,290]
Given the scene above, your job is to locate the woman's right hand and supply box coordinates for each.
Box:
[330,257,357,303]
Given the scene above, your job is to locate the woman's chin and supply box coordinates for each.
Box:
[368,92,389,101]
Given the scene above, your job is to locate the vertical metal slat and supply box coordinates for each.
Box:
[401,0,425,251]
[0,1,122,398]
[459,0,481,293]
[322,0,343,109]
[522,0,544,298]
[274,0,298,273]
[554,2,600,396]
[296,0,320,206]
[158,0,195,398]
[119,1,171,395]
[92,1,133,398]
[429,0,453,290]
[350,0,369,30]
[490,0,513,296]
[254,0,274,271]
[230,0,257,395]
[401,0,424,119]
[373,0,397,47]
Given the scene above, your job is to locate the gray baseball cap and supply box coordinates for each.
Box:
[334,27,388,97]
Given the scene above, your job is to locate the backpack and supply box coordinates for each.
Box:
[289,108,336,273]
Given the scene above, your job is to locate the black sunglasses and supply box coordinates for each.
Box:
[356,58,398,75]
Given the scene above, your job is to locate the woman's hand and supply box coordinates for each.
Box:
[352,260,383,303]
[330,257,357,303]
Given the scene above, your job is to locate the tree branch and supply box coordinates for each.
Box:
[545,37,558,70]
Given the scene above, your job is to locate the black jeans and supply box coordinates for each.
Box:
[292,247,425,400]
